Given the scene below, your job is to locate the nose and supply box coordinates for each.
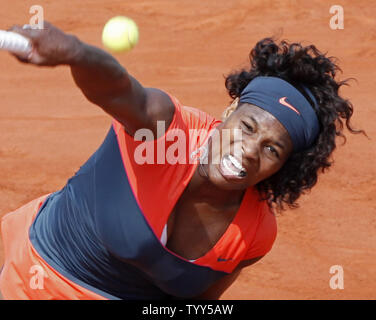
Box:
[241,138,260,168]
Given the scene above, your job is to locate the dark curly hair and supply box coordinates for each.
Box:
[225,38,365,211]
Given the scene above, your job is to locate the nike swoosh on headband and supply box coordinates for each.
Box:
[279,97,301,115]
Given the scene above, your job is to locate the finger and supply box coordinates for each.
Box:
[22,20,53,31]
[7,24,42,42]
[42,20,53,29]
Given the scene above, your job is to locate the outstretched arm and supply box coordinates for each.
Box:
[9,21,175,136]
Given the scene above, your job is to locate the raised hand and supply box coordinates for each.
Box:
[8,21,81,66]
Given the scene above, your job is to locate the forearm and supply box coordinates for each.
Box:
[69,39,132,104]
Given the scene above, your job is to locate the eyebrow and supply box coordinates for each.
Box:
[274,141,285,150]
[247,115,258,128]
[246,115,286,150]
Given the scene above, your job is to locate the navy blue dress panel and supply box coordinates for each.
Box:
[29,126,227,299]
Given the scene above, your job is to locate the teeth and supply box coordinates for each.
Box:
[228,154,244,171]
[222,156,239,175]
[221,154,247,177]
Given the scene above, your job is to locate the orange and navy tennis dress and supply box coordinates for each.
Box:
[0,93,277,300]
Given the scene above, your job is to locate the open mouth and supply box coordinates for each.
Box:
[220,154,247,178]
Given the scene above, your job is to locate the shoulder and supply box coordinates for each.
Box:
[179,104,221,132]
[113,87,176,137]
[116,90,221,138]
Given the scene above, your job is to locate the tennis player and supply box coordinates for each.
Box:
[0,22,363,299]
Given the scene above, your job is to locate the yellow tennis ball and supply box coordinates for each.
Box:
[102,16,139,52]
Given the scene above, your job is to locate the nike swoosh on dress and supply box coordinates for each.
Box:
[217,257,233,262]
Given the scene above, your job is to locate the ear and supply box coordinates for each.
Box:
[221,97,239,121]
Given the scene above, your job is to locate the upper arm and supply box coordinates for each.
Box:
[87,73,176,137]
[192,256,264,300]
[70,44,175,136]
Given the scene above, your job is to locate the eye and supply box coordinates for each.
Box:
[241,121,253,133]
[266,145,280,158]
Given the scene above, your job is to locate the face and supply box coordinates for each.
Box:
[203,102,293,190]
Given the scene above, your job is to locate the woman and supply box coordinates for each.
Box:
[0,22,363,300]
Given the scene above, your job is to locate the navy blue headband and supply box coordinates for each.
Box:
[239,76,320,152]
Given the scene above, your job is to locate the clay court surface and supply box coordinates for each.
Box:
[0,0,375,299]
